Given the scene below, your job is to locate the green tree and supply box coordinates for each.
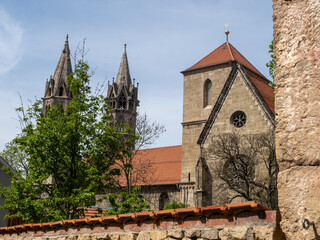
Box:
[1,140,28,177]
[163,200,189,210]
[106,186,150,215]
[266,41,275,88]
[0,60,136,223]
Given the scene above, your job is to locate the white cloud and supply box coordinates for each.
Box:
[0,6,23,75]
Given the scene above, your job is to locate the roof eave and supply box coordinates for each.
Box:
[181,60,234,75]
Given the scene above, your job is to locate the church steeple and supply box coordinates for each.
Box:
[115,44,132,88]
[43,35,73,113]
[106,44,139,137]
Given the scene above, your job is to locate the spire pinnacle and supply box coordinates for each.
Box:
[115,44,131,87]
[52,35,72,96]
[225,24,230,42]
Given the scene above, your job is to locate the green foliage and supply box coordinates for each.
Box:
[105,186,150,215]
[266,41,275,88]
[0,60,137,223]
[163,200,189,210]
[1,140,29,177]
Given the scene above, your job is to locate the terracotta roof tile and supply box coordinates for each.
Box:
[1,201,274,232]
[183,42,265,79]
[248,72,275,114]
[117,145,182,186]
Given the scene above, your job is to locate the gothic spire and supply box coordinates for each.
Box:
[52,34,72,96]
[115,43,132,88]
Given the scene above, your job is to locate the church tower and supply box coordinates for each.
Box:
[106,44,139,135]
[43,35,72,113]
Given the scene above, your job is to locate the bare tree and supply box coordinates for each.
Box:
[113,112,166,193]
[207,131,278,210]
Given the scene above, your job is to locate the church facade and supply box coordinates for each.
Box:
[43,35,274,210]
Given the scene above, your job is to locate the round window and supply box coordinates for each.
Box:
[231,111,246,128]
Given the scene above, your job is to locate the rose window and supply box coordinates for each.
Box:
[231,111,246,128]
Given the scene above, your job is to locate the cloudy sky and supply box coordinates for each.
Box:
[0,0,273,151]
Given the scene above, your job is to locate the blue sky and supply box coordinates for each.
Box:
[0,0,273,151]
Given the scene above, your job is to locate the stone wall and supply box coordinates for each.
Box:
[0,201,283,240]
[181,64,231,185]
[273,0,320,239]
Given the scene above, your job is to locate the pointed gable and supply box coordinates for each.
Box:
[182,42,265,79]
[197,63,275,146]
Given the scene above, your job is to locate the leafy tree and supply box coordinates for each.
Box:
[106,186,150,215]
[207,132,278,210]
[0,60,136,223]
[114,113,165,193]
[266,41,275,88]
[163,200,189,210]
[1,140,28,177]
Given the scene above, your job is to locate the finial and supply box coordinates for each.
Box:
[112,77,115,83]
[225,24,230,42]
[66,34,69,42]
[124,43,127,50]
[137,82,139,88]
[108,80,110,85]
[133,78,135,85]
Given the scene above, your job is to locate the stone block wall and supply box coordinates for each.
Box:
[273,0,320,239]
[0,201,283,240]
[181,65,231,184]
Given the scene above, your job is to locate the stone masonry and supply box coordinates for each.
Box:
[273,0,320,239]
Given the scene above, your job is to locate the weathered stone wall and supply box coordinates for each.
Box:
[181,64,231,186]
[0,201,282,240]
[202,70,274,206]
[273,0,320,239]
[96,185,180,211]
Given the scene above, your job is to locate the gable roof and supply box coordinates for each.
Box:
[182,42,265,79]
[116,145,182,186]
[197,63,275,146]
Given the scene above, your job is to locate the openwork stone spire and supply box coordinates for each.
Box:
[43,35,73,113]
[106,44,139,139]
[51,34,72,96]
[115,44,132,88]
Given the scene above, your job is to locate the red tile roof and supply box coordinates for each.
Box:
[116,145,182,186]
[182,41,274,115]
[248,72,275,114]
[182,42,265,79]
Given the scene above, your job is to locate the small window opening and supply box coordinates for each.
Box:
[119,95,127,109]
[188,173,191,182]
[59,87,64,96]
[159,192,169,210]
[204,80,212,107]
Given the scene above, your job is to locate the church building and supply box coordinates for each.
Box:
[43,33,274,210]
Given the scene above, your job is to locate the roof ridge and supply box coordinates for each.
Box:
[182,42,228,73]
[227,42,265,78]
[137,145,182,151]
[226,42,235,61]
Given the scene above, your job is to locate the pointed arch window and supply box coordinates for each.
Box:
[204,79,212,107]
[59,87,64,96]
[119,94,127,110]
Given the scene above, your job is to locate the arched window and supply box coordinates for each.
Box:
[119,94,127,110]
[59,87,64,96]
[204,80,212,107]
[159,192,169,210]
